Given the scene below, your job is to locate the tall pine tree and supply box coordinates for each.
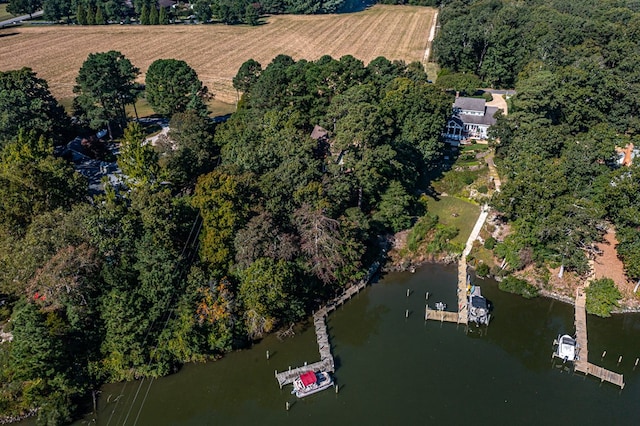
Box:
[140,4,149,25]
[86,5,95,25]
[76,3,87,25]
[149,5,159,25]
[95,6,105,25]
[159,6,169,24]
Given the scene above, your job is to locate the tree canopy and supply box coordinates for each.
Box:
[7,0,42,17]
[435,0,640,282]
[0,50,454,421]
[73,51,140,139]
[145,59,208,116]
[0,68,69,148]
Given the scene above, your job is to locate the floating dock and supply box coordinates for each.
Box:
[275,262,380,387]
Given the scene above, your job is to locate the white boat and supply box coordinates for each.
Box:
[291,371,333,398]
[468,285,490,325]
[553,334,578,362]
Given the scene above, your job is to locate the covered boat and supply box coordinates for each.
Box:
[553,334,578,362]
[468,286,490,325]
[291,371,333,398]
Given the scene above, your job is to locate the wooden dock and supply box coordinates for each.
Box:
[425,259,468,324]
[275,358,335,388]
[572,285,624,388]
[275,261,380,388]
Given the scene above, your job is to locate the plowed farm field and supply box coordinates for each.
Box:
[0,5,436,104]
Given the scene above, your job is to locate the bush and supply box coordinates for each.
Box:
[406,213,438,252]
[484,236,497,250]
[477,185,488,194]
[476,263,490,277]
[498,276,539,298]
[433,169,480,195]
[482,92,493,102]
[463,174,475,185]
[427,224,459,253]
[586,278,621,317]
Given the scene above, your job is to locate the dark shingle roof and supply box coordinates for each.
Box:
[158,0,177,8]
[454,97,486,112]
[460,106,500,126]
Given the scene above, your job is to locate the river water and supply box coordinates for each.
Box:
[74,264,640,425]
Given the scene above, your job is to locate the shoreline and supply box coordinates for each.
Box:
[0,409,38,425]
[388,255,640,315]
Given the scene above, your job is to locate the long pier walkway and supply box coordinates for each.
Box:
[425,259,468,324]
[275,261,380,387]
[425,204,490,324]
[573,282,624,388]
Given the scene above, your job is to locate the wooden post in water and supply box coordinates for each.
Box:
[266,350,270,360]
[335,384,339,394]
[602,351,606,359]
[618,355,623,365]
[635,358,639,369]
[407,288,410,297]
[426,292,429,300]
[405,309,409,318]
[286,402,290,411]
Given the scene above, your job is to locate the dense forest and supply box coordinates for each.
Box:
[435,0,640,282]
[5,0,441,25]
[0,53,451,423]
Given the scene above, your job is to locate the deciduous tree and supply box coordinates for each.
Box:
[239,257,303,339]
[0,131,85,229]
[7,0,42,18]
[0,68,69,147]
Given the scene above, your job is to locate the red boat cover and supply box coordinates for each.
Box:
[300,371,317,386]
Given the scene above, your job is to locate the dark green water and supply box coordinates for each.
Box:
[76,264,640,425]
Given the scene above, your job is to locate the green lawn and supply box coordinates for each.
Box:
[426,195,480,246]
[461,143,489,153]
[424,62,439,83]
[469,244,496,269]
[58,97,236,119]
[0,4,13,22]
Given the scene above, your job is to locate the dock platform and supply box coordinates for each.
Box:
[274,261,380,387]
[275,358,334,387]
[570,283,624,388]
[425,259,468,324]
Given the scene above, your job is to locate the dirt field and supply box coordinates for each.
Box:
[593,227,639,307]
[0,5,435,104]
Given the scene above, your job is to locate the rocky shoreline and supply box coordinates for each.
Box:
[387,252,640,315]
[0,409,38,425]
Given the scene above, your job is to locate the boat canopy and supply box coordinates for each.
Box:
[561,336,576,346]
[471,296,487,309]
[300,371,317,387]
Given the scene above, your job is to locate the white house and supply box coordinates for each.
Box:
[443,97,501,145]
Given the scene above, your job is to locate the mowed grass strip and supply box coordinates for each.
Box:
[426,196,480,246]
[0,5,435,104]
[0,4,12,22]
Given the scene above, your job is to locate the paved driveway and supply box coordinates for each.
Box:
[0,10,44,28]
